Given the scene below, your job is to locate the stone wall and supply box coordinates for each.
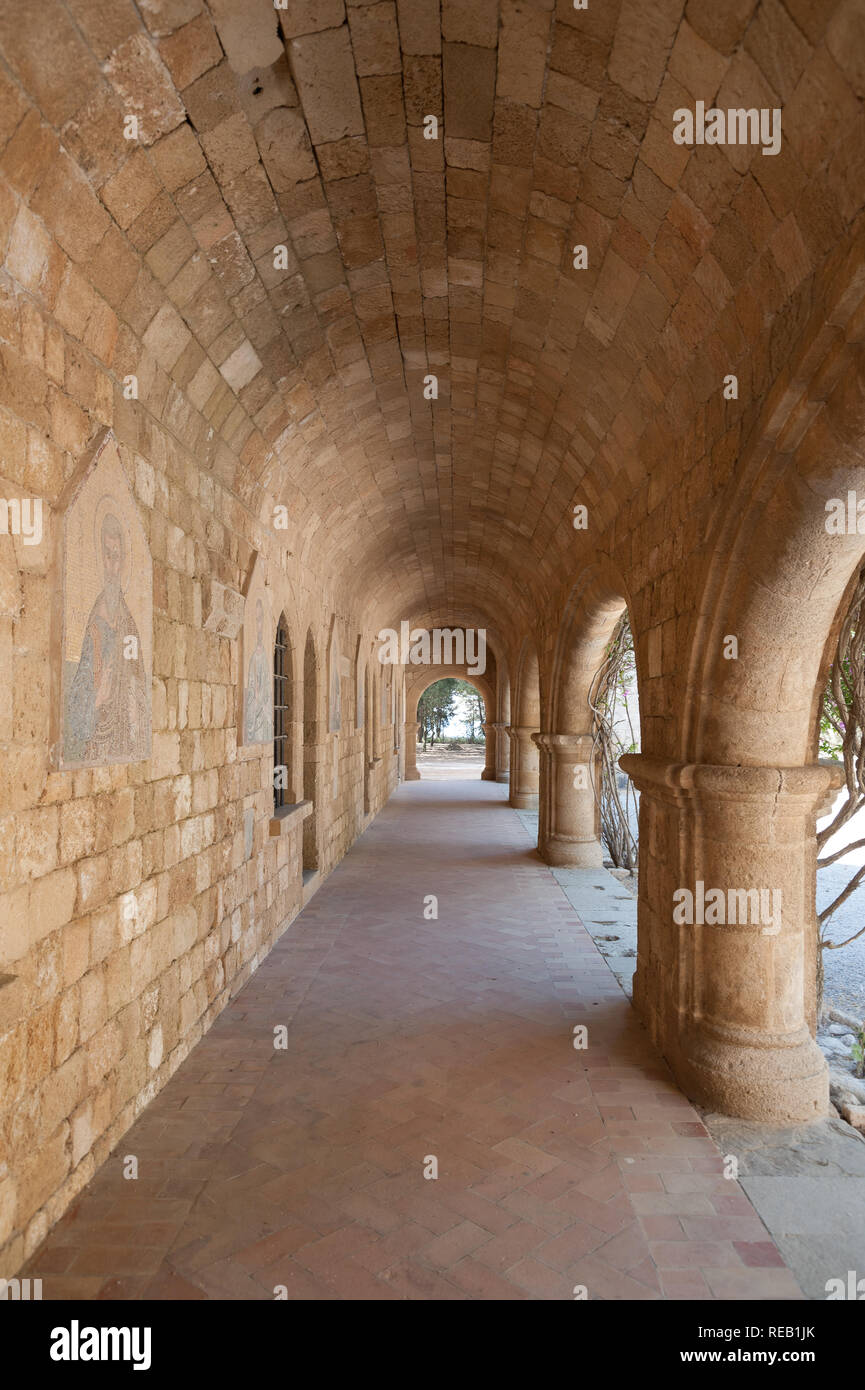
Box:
[0,105,400,1268]
[3,0,865,1269]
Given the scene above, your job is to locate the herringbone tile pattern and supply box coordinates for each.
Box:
[24,780,802,1300]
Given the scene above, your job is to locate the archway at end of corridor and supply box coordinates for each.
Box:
[403,665,504,783]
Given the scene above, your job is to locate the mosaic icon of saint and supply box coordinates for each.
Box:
[244,597,272,743]
[66,513,150,763]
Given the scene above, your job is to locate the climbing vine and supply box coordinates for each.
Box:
[587,612,639,873]
[817,564,865,1007]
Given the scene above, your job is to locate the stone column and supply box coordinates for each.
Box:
[494,721,509,781]
[506,725,539,809]
[621,754,841,1123]
[480,722,497,780]
[534,732,603,866]
[404,721,421,780]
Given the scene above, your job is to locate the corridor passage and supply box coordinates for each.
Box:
[25,779,801,1301]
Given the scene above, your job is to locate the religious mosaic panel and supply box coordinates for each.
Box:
[61,434,152,768]
[328,622,341,733]
[355,637,364,729]
[240,556,273,746]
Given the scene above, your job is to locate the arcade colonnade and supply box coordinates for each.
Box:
[1,0,865,1279]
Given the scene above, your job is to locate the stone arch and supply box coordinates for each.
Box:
[371,659,381,761]
[682,269,865,770]
[302,627,320,875]
[272,611,296,811]
[494,661,511,782]
[538,560,635,866]
[363,657,372,814]
[404,665,496,782]
[621,308,865,1123]
[508,637,541,809]
[548,561,633,737]
[513,637,540,728]
[406,667,494,724]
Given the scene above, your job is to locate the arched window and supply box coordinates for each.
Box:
[303,629,319,873]
[273,615,291,813]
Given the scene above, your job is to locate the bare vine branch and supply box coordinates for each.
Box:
[817,567,865,956]
[588,613,639,873]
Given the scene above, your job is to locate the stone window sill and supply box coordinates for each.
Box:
[269,800,314,837]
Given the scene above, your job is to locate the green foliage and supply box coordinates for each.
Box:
[416,679,486,746]
[819,654,850,759]
[453,680,485,740]
[416,679,459,748]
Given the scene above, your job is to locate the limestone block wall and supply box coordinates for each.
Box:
[0,415,399,1276]
[2,0,865,1265]
[0,106,399,1274]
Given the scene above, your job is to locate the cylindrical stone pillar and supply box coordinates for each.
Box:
[404,721,421,780]
[506,725,539,809]
[481,722,497,780]
[494,721,509,782]
[621,754,841,1123]
[534,732,603,866]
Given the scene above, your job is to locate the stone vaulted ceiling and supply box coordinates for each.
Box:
[4,0,862,637]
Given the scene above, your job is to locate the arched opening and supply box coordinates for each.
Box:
[363,661,372,814]
[302,628,319,876]
[496,671,511,782]
[508,638,540,809]
[403,666,496,781]
[272,613,294,813]
[813,565,865,1074]
[619,324,865,1123]
[542,563,638,870]
[372,666,381,761]
[380,662,391,750]
[588,611,640,873]
[413,677,487,779]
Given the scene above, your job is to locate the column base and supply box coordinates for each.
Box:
[672,1027,829,1123]
[495,772,509,782]
[537,834,604,867]
[510,792,538,810]
[480,769,497,780]
[404,770,421,781]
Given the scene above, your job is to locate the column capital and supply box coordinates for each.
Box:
[620,754,842,805]
[505,725,537,738]
[533,731,594,757]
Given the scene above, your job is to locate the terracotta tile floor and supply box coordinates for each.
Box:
[24,778,804,1300]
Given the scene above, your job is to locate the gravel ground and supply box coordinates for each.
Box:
[817,868,865,1019]
[817,793,865,1022]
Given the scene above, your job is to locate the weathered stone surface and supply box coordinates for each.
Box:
[289,28,364,144]
[255,108,317,190]
[104,34,187,145]
[208,0,283,75]
[2,0,865,1294]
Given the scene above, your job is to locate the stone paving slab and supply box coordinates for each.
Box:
[23,779,803,1301]
[516,816,865,1306]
